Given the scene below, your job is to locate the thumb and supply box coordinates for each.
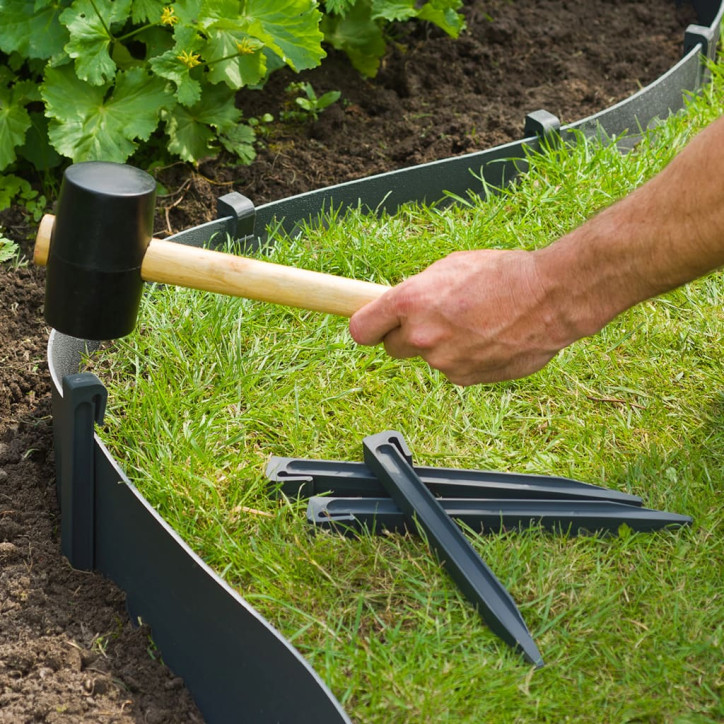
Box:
[349,289,402,346]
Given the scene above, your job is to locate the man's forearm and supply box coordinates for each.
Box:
[535,116,724,342]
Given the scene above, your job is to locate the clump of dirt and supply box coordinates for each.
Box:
[0,1,698,720]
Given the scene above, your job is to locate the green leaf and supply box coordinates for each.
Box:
[242,0,325,72]
[0,234,19,263]
[166,108,214,162]
[321,1,385,78]
[131,0,166,23]
[219,122,256,164]
[324,0,355,15]
[316,89,341,110]
[12,79,42,104]
[164,83,241,162]
[0,81,32,170]
[61,0,133,86]
[195,0,239,27]
[416,0,465,37]
[204,22,266,90]
[18,112,62,170]
[0,170,44,220]
[0,0,71,59]
[174,0,203,24]
[43,65,172,162]
[149,24,204,105]
[0,174,26,211]
[136,25,175,61]
[371,0,416,23]
[111,39,144,70]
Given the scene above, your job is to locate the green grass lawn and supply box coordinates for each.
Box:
[95,56,724,723]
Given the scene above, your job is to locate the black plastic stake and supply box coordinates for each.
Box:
[266,456,643,506]
[307,496,692,537]
[362,431,544,668]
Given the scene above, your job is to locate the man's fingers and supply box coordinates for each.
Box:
[380,327,419,359]
[349,290,402,346]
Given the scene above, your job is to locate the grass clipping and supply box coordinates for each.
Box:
[95,65,724,724]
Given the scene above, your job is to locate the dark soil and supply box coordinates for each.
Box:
[0,1,697,721]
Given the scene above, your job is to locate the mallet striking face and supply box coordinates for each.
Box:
[35,162,388,340]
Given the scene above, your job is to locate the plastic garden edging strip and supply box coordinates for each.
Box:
[246,5,723,246]
[48,337,352,724]
[46,3,724,721]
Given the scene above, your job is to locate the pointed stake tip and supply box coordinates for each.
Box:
[518,639,544,669]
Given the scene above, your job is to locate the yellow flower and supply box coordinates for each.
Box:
[177,50,201,69]
[235,37,256,55]
[161,6,179,26]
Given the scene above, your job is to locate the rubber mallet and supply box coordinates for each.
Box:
[34,161,388,340]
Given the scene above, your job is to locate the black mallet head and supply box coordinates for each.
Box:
[43,161,156,341]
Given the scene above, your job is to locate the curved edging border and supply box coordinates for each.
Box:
[47,353,352,723]
[47,4,723,722]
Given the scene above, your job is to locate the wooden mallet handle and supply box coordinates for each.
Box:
[35,214,388,318]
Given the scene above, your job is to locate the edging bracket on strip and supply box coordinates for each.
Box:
[57,373,107,571]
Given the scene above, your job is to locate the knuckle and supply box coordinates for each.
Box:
[406,328,436,351]
[392,285,418,317]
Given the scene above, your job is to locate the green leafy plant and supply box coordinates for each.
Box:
[247,112,275,139]
[323,0,465,77]
[0,170,48,266]
[0,233,19,263]
[0,0,464,172]
[281,81,341,123]
[0,173,47,220]
[0,0,327,168]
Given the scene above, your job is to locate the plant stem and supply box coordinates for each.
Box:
[87,0,114,39]
[116,23,156,42]
[202,51,247,68]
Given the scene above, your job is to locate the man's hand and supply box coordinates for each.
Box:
[349,249,577,385]
[350,118,724,386]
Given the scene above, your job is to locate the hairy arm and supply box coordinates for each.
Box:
[349,116,724,385]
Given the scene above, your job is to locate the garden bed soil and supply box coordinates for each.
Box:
[0,1,697,721]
